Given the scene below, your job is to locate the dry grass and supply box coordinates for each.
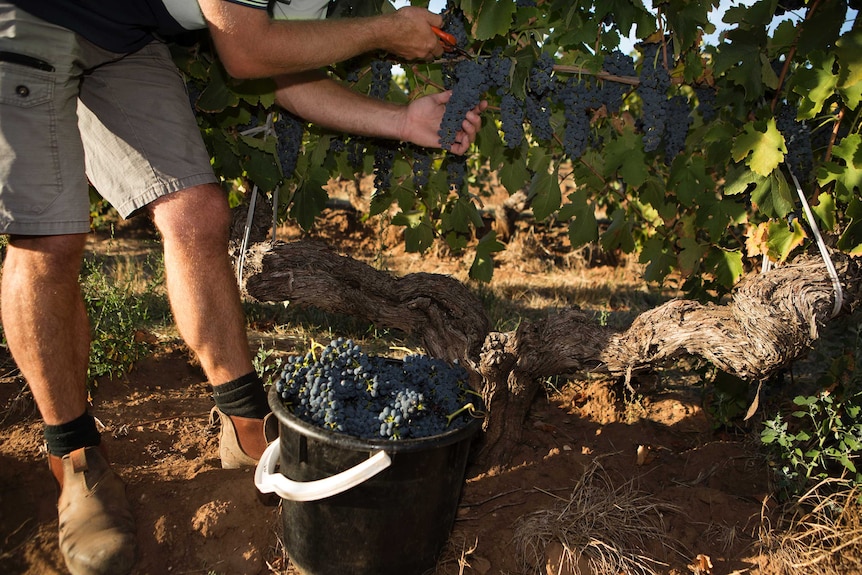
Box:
[757,478,862,575]
[512,459,684,575]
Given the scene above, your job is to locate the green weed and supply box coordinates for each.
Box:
[761,323,862,498]
[81,255,163,387]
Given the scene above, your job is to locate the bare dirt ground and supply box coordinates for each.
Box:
[0,199,793,575]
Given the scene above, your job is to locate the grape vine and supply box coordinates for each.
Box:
[175,0,862,291]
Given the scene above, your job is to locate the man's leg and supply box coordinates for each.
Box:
[1,235,90,425]
[148,184,274,463]
[1,234,137,575]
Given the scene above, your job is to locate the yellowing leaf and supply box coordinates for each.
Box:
[732,119,786,177]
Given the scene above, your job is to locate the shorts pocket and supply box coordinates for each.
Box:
[0,60,53,107]
[0,62,71,218]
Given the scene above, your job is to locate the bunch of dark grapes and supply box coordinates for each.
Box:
[438,58,489,150]
[601,51,635,114]
[442,6,469,52]
[525,93,554,141]
[482,50,512,90]
[274,111,304,180]
[347,138,365,170]
[500,91,525,149]
[555,76,600,161]
[523,53,556,142]
[369,59,392,100]
[373,140,398,192]
[695,85,717,122]
[663,95,692,163]
[636,43,670,153]
[516,0,537,6]
[411,145,433,190]
[529,52,556,96]
[275,338,478,440]
[447,155,467,192]
[776,101,813,181]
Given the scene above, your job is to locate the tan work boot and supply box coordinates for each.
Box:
[48,446,136,575]
[210,407,278,469]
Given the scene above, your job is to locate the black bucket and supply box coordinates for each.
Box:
[256,384,483,575]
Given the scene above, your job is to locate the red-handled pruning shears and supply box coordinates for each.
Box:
[431,25,473,59]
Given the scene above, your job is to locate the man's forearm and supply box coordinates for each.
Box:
[275,71,405,141]
[198,0,442,79]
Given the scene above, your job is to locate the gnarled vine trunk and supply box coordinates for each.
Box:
[231,198,861,467]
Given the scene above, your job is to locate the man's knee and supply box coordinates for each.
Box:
[150,184,232,245]
[4,234,88,280]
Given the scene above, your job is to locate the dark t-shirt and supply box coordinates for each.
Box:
[8,0,266,53]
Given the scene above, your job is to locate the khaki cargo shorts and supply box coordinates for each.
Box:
[0,2,218,235]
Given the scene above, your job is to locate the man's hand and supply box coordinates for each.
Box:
[401,91,488,155]
[377,7,445,61]
[199,1,447,79]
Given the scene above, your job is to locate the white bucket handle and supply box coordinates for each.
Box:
[254,441,392,502]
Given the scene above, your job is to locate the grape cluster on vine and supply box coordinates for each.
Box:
[438,58,489,150]
[500,91,525,149]
[447,155,467,191]
[664,95,692,163]
[369,59,392,100]
[274,111,304,180]
[636,42,671,153]
[776,101,813,182]
[555,76,601,161]
[695,86,717,122]
[373,140,398,192]
[601,51,635,114]
[411,145,433,190]
[275,338,478,440]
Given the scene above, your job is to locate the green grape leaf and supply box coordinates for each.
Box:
[289,167,329,230]
[603,128,649,188]
[750,170,795,219]
[797,0,846,56]
[196,64,239,113]
[839,228,862,254]
[701,196,748,242]
[817,133,862,202]
[209,131,243,180]
[723,163,761,196]
[240,142,282,191]
[677,236,707,276]
[812,191,837,232]
[442,196,483,234]
[663,0,713,51]
[499,153,531,196]
[444,231,469,253]
[732,119,786,177]
[560,190,598,248]
[714,29,766,99]
[474,0,516,41]
[706,247,744,289]
[231,78,277,108]
[836,30,862,108]
[393,211,434,253]
[767,218,807,263]
[403,220,434,253]
[669,155,712,208]
[470,231,505,282]
[792,51,839,119]
[640,236,676,284]
[529,169,561,221]
[600,208,635,253]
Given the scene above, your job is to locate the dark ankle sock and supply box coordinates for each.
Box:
[212,372,270,419]
[44,411,101,457]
